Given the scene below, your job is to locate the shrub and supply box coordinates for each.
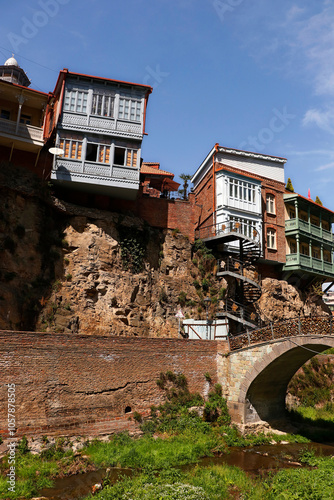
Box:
[178,292,187,307]
[133,412,143,423]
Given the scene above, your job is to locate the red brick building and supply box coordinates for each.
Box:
[191,144,287,274]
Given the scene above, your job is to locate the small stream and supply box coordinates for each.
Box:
[38,442,334,500]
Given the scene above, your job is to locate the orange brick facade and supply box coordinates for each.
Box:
[0,331,228,439]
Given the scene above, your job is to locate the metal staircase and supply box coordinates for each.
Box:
[196,220,263,330]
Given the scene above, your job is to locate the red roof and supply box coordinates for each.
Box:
[63,69,152,92]
[286,192,334,215]
[141,164,174,177]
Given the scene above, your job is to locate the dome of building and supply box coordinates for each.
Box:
[4,55,19,67]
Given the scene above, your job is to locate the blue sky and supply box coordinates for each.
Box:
[1,0,334,207]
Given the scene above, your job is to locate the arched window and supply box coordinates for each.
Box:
[266,193,275,214]
[267,228,276,249]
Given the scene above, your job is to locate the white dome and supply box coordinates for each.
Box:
[4,55,18,67]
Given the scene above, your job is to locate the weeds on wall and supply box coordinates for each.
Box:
[117,224,149,273]
[190,239,226,319]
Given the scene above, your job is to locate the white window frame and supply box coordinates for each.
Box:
[113,146,138,168]
[64,89,88,114]
[85,142,111,164]
[59,138,83,160]
[266,194,275,214]
[229,177,256,203]
[229,216,257,239]
[118,97,141,122]
[267,228,276,250]
[91,93,115,118]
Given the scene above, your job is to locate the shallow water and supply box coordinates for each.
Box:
[38,442,334,499]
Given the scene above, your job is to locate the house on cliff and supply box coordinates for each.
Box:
[0,56,49,171]
[283,192,334,286]
[45,69,152,200]
[190,144,334,336]
[191,144,287,275]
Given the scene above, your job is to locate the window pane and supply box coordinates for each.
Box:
[86,143,98,162]
[114,147,125,165]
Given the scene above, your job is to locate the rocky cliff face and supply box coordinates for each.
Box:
[256,278,330,322]
[0,164,330,335]
[0,165,204,335]
[35,204,201,337]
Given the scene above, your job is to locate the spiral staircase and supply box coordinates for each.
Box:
[195,220,263,331]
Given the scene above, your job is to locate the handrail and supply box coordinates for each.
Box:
[195,220,261,244]
[223,299,261,326]
[217,257,261,284]
[228,315,333,352]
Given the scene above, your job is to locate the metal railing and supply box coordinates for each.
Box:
[220,299,261,326]
[195,220,261,244]
[217,257,261,284]
[228,315,333,352]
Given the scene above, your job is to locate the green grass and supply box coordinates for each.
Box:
[265,452,334,499]
[85,464,267,500]
[84,450,334,500]
[0,453,59,499]
[83,431,219,469]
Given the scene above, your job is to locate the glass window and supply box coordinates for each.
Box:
[59,139,82,160]
[267,229,276,249]
[118,98,141,121]
[1,109,10,120]
[228,177,257,204]
[266,194,275,214]
[114,147,138,167]
[20,114,31,125]
[91,94,114,117]
[64,89,88,113]
[300,243,309,256]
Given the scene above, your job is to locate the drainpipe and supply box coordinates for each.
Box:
[213,143,219,235]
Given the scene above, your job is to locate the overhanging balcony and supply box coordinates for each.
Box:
[0,117,44,146]
[51,158,140,199]
[285,217,333,243]
[283,253,334,279]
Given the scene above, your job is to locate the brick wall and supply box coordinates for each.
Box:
[57,189,201,242]
[193,167,214,229]
[0,331,228,438]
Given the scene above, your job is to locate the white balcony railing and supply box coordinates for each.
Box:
[0,117,43,144]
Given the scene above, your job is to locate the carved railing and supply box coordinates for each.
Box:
[0,118,43,143]
[229,315,333,352]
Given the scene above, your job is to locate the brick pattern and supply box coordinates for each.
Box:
[0,332,225,438]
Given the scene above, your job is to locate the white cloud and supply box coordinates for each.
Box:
[315,161,334,171]
[303,108,334,134]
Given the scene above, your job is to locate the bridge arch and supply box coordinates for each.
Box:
[229,336,334,424]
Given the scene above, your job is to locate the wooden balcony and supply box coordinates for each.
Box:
[285,217,333,244]
[283,253,334,279]
[51,158,140,199]
[0,117,44,146]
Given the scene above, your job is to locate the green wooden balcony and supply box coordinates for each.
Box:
[285,218,333,243]
[283,253,334,278]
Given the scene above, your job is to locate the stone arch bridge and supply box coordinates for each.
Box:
[220,316,334,424]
